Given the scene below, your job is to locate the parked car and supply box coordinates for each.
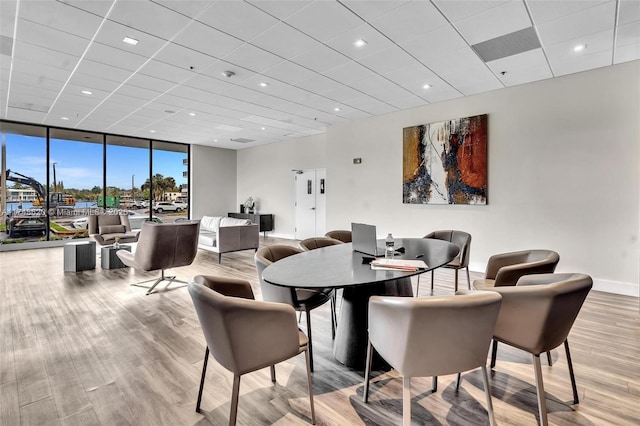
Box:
[71,211,135,229]
[6,214,47,238]
[173,201,188,210]
[153,201,184,213]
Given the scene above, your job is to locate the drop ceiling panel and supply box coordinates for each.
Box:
[107,1,193,40]
[126,74,177,93]
[7,107,47,123]
[618,0,640,25]
[20,0,104,39]
[369,1,449,44]
[291,44,351,73]
[401,25,469,65]
[487,48,552,86]
[285,0,362,42]
[75,59,133,83]
[614,42,640,63]
[0,0,17,37]
[616,21,640,49]
[443,65,502,95]
[116,84,163,102]
[250,22,320,59]
[551,49,613,76]
[324,23,395,61]
[359,47,422,76]
[68,73,121,92]
[183,74,234,95]
[454,1,532,45]
[247,1,312,20]
[222,44,284,73]
[15,20,89,57]
[93,20,168,58]
[153,0,215,18]
[11,73,65,92]
[341,0,409,21]
[536,1,616,46]
[154,42,219,72]
[14,41,78,70]
[172,21,245,59]
[138,60,196,83]
[262,61,318,84]
[545,30,614,66]
[84,43,148,72]
[296,74,343,95]
[418,83,462,104]
[424,47,487,78]
[433,0,509,22]
[527,0,610,25]
[322,61,378,84]
[196,1,279,41]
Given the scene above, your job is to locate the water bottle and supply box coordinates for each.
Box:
[385,233,395,258]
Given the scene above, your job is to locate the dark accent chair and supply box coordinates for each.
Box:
[188,275,315,425]
[116,220,200,295]
[255,245,334,372]
[88,213,138,245]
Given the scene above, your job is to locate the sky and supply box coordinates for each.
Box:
[2,134,187,190]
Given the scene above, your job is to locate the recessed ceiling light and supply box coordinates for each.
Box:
[149,130,156,133]
[214,139,218,142]
[189,112,196,116]
[261,127,266,130]
[123,36,139,46]
[81,90,92,95]
[61,116,69,120]
[353,39,368,48]
[573,44,587,52]
[422,84,431,89]
[259,82,269,87]
[334,107,341,112]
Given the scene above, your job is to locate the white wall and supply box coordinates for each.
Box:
[191,144,237,219]
[325,61,639,296]
[236,134,326,238]
[234,61,639,296]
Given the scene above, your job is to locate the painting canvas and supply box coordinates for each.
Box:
[403,114,487,205]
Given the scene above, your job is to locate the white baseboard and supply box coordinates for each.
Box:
[263,232,296,240]
[592,278,639,297]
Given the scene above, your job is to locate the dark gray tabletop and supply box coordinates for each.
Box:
[263,238,460,289]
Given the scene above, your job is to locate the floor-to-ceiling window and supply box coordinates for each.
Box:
[1,119,189,246]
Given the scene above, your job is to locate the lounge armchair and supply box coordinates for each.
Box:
[88,213,138,245]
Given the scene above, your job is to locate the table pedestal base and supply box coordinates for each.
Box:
[333,277,413,370]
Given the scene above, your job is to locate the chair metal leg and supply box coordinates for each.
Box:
[330,293,336,340]
[230,374,241,426]
[455,373,462,391]
[218,253,222,264]
[546,350,553,366]
[564,339,579,404]
[196,347,209,413]
[305,308,314,372]
[304,348,316,425]
[415,275,421,297]
[430,270,435,291]
[270,365,276,383]
[490,339,498,369]
[363,340,374,402]
[403,376,411,426]
[481,365,496,426]
[533,354,549,426]
[432,376,438,392]
[130,269,186,295]
[454,269,459,292]
[465,267,471,290]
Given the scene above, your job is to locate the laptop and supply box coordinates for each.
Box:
[351,223,386,256]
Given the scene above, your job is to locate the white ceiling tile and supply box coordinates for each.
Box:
[20,0,104,38]
[551,49,613,76]
[69,73,121,92]
[138,60,196,84]
[93,20,168,58]
[614,42,640,63]
[172,21,245,59]
[16,19,89,57]
[418,82,463,104]
[487,48,552,86]
[323,61,377,84]
[126,73,178,93]
[116,84,163,102]
[388,95,427,110]
[423,47,485,77]
[545,30,614,66]
[291,44,351,73]
[183,74,234,95]
[250,22,320,59]
[108,1,192,40]
[7,107,47,122]
[296,74,343,95]
[153,0,216,18]
[76,59,132,82]
[358,46,420,75]
[13,41,78,70]
[84,43,148,72]
[10,73,64,92]
[455,1,532,45]
[401,25,469,65]
[0,0,17,38]
[222,44,284,73]
[246,1,312,20]
[153,42,220,72]
[369,1,449,43]
[618,0,640,25]
[196,1,279,41]
[433,1,509,22]
[527,0,611,24]
[616,21,640,48]
[322,85,371,104]
[285,0,362,42]
[537,1,616,46]
[262,61,318,84]
[443,65,502,95]
[341,1,410,21]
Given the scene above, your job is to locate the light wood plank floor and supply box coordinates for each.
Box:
[1,237,638,425]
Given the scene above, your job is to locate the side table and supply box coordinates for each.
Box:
[64,240,96,272]
[101,245,132,269]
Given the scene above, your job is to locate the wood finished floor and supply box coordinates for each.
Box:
[0,237,638,426]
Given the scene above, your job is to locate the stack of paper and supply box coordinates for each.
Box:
[370,258,428,271]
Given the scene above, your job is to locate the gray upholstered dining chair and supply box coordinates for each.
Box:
[363,291,502,426]
[485,273,592,426]
[421,230,472,293]
[188,275,315,426]
[88,213,138,245]
[473,249,560,289]
[324,229,352,243]
[255,245,333,372]
[116,220,200,295]
[299,236,344,250]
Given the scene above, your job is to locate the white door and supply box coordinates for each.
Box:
[294,169,326,240]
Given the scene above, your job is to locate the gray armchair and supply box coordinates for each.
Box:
[88,213,138,245]
[363,291,502,426]
[324,230,352,243]
[474,249,560,289]
[188,275,315,425]
[486,273,592,426]
[422,230,472,293]
[117,220,200,295]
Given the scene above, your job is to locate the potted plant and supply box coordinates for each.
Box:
[244,196,255,214]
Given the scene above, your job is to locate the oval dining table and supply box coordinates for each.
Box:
[262,238,460,369]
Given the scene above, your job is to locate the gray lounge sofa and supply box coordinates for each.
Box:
[197,216,259,263]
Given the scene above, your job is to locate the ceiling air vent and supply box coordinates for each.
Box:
[471,27,541,63]
[230,138,255,143]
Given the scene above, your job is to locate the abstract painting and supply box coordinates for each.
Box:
[403,114,487,205]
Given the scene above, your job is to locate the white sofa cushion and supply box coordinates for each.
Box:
[201,216,222,233]
[198,230,217,247]
[220,217,252,227]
